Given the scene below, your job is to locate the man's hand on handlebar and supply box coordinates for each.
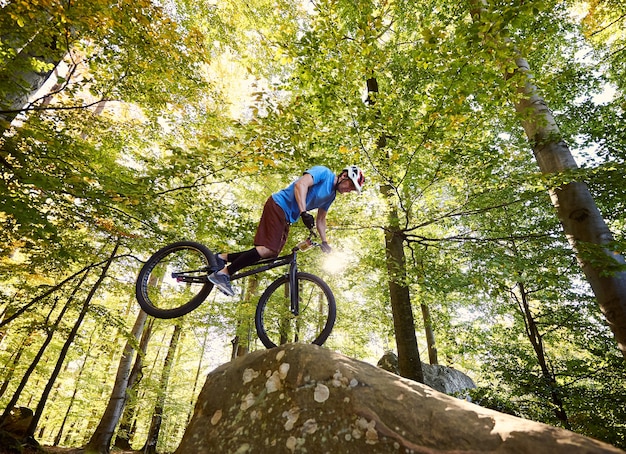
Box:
[300,211,315,230]
[299,216,330,253]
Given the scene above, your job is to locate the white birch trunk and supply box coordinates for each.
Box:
[511,55,626,359]
[83,310,149,453]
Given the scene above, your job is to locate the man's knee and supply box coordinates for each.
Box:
[256,245,277,259]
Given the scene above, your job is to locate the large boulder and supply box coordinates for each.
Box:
[176,343,623,453]
[377,351,476,396]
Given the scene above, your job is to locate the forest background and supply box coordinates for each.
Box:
[0,0,625,452]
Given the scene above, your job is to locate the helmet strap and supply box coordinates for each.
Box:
[335,173,347,191]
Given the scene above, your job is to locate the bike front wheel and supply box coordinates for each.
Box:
[255,272,336,348]
[136,242,214,319]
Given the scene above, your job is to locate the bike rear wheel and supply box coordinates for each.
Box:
[136,241,215,319]
[255,272,336,348]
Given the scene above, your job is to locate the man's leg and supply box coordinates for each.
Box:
[220,245,275,264]
[225,247,263,275]
[209,197,286,296]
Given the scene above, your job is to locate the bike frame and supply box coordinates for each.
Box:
[229,247,302,315]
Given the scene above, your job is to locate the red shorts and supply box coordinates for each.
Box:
[254,197,290,255]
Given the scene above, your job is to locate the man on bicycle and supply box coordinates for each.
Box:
[209,165,365,296]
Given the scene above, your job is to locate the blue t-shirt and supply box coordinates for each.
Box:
[272,166,337,223]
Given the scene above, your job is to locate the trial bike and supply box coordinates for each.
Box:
[135,231,336,348]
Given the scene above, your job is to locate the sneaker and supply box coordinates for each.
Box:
[209,272,235,297]
[213,253,226,272]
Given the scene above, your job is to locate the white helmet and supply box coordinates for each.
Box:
[343,165,365,194]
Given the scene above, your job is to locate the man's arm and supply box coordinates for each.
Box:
[316,208,328,242]
[294,173,314,213]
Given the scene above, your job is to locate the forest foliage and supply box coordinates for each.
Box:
[0,0,625,452]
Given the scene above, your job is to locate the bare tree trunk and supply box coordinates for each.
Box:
[142,323,182,454]
[469,1,626,360]
[83,309,149,454]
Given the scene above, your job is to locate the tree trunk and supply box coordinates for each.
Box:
[27,240,120,441]
[0,333,33,399]
[186,328,210,427]
[0,306,63,425]
[54,328,98,446]
[233,275,260,357]
[0,276,84,427]
[0,31,65,136]
[469,2,626,360]
[511,58,626,359]
[83,309,149,454]
[382,193,424,383]
[114,318,154,450]
[142,323,182,454]
[367,77,424,383]
[513,280,570,429]
[420,303,438,365]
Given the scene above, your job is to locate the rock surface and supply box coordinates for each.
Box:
[176,343,624,454]
[0,407,33,437]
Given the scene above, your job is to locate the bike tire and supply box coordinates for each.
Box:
[136,241,215,319]
[255,272,336,348]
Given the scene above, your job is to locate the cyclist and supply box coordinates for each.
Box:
[209,165,365,296]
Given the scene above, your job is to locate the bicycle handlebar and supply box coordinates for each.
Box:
[293,228,320,252]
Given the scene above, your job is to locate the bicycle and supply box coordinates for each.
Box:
[135,230,336,349]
